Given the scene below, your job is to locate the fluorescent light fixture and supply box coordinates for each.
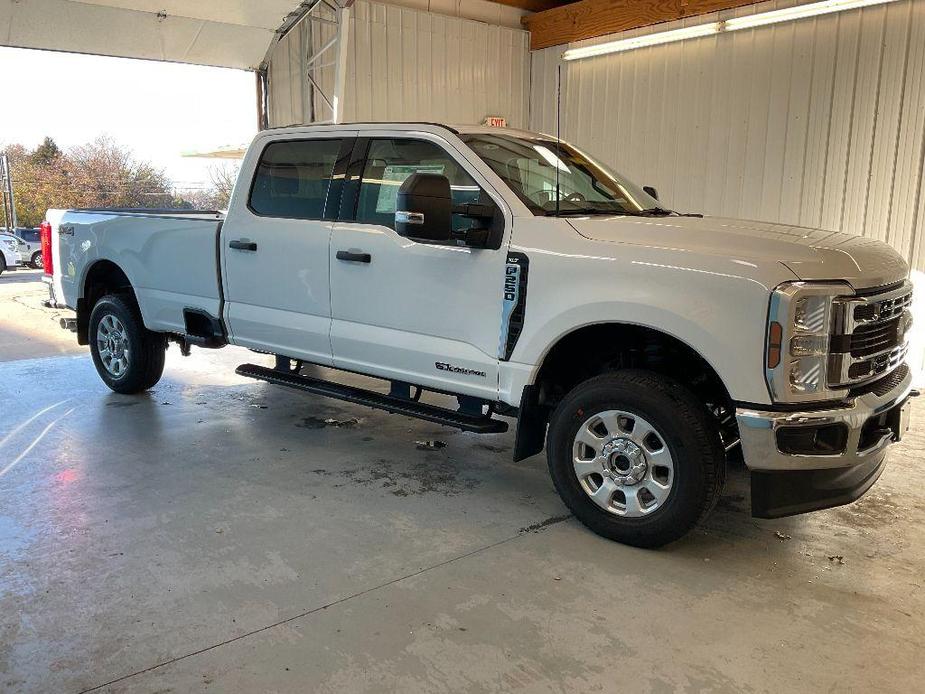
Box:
[562,22,720,61]
[562,0,898,62]
[724,0,896,31]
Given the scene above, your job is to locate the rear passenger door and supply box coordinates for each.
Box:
[223,133,356,365]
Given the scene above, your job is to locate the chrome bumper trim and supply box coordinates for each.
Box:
[736,365,913,471]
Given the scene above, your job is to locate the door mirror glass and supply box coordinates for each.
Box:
[643,185,659,201]
[395,173,453,243]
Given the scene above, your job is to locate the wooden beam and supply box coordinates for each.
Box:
[523,0,761,50]
[489,0,576,12]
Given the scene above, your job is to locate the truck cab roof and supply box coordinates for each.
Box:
[261,122,551,141]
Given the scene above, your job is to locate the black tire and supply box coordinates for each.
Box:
[89,294,166,394]
[546,370,725,548]
[30,251,43,269]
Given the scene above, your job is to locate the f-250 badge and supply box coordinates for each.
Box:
[498,253,529,361]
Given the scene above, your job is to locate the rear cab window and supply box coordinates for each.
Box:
[248,139,345,220]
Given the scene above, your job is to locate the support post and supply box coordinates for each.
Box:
[255,69,269,130]
[331,5,350,124]
[0,154,17,231]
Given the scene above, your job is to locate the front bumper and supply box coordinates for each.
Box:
[736,365,914,518]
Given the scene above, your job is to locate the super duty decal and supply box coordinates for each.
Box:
[498,252,529,361]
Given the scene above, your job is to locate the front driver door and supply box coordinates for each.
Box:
[329,134,510,400]
[223,133,355,365]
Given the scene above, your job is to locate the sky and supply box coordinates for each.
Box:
[0,47,257,191]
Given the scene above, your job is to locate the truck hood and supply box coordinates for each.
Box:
[568,215,908,290]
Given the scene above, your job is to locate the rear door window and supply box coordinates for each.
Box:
[249,139,344,220]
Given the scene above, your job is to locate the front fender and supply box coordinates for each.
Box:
[506,227,798,405]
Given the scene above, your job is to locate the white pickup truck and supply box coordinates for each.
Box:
[42,123,914,547]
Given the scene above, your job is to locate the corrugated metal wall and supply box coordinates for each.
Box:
[267,0,531,129]
[530,0,925,273]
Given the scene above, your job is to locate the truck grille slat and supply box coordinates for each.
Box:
[829,282,912,388]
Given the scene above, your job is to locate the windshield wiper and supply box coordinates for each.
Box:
[638,207,704,218]
[543,208,622,217]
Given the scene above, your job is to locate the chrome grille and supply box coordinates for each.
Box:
[849,318,901,357]
[852,290,912,323]
[829,281,912,388]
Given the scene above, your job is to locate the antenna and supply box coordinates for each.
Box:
[555,63,562,217]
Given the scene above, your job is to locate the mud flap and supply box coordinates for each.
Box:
[513,385,547,462]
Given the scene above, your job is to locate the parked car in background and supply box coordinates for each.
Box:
[42,123,914,548]
[0,231,20,275]
[12,227,43,268]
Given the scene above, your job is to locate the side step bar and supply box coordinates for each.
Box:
[235,363,509,434]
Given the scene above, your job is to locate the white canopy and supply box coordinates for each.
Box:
[0,0,308,69]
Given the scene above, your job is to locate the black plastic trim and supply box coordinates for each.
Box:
[66,208,222,215]
[336,250,371,263]
[182,308,226,348]
[852,280,907,297]
[236,363,508,434]
[734,398,852,413]
[750,455,887,519]
[338,137,370,222]
[324,138,356,221]
[64,209,222,222]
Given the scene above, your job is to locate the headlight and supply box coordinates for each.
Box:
[765,281,853,402]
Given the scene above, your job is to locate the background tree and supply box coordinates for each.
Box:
[3,136,231,227]
[30,137,62,166]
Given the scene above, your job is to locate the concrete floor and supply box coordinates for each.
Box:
[1,271,924,693]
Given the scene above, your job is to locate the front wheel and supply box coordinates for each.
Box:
[89,295,166,394]
[30,251,43,269]
[546,370,725,548]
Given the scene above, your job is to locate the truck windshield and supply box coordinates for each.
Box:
[460,133,661,217]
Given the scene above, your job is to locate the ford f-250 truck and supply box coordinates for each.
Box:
[42,123,914,547]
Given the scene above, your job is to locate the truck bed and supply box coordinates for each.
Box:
[50,208,225,336]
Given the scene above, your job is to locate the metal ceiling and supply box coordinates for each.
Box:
[0,0,308,69]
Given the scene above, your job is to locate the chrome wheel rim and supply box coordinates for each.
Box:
[572,409,675,517]
[96,314,131,377]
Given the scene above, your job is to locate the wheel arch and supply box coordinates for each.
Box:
[533,321,733,404]
[77,259,137,345]
[513,321,735,462]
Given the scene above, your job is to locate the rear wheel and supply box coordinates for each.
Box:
[89,295,166,393]
[30,251,43,269]
[546,370,725,548]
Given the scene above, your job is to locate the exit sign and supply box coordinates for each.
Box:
[483,116,507,128]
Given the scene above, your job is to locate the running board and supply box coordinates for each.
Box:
[235,363,508,434]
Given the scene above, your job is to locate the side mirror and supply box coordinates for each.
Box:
[643,185,659,201]
[395,173,452,243]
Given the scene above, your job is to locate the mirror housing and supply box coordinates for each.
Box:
[643,185,659,201]
[395,173,453,243]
